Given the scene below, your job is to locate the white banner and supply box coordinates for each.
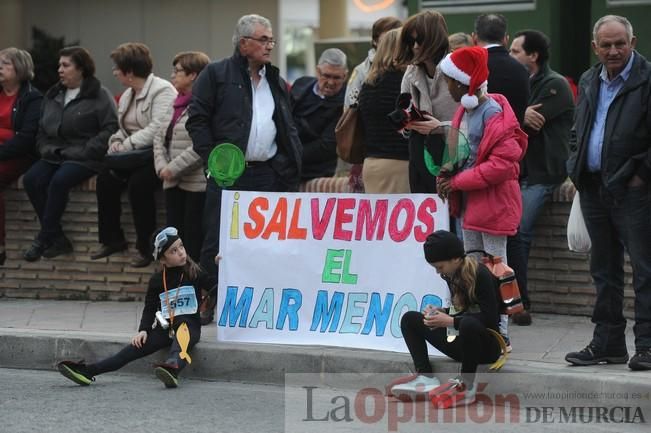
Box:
[217,192,450,352]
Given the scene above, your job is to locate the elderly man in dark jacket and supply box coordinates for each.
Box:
[565,15,651,371]
[187,14,302,323]
[290,48,347,182]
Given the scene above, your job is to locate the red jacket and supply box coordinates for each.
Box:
[448,93,528,236]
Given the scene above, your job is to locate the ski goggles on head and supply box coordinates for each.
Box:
[153,226,179,260]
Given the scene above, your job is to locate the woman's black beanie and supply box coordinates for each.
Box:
[423,230,466,263]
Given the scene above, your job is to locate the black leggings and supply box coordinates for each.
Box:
[86,320,201,377]
[400,311,500,384]
[96,163,161,256]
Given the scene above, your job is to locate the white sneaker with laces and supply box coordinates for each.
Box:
[391,375,441,395]
[448,382,477,407]
[431,377,477,408]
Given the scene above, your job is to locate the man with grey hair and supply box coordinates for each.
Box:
[565,15,651,371]
[187,14,302,323]
[290,48,347,181]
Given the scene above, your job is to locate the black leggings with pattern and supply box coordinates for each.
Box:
[86,319,201,376]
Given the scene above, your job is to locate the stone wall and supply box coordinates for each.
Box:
[0,178,634,318]
[1,177,160,301]
[527,185,634,319]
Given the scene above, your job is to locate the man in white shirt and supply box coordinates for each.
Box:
[187,14,302,323]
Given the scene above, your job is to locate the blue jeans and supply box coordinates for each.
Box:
[200,163,287,286]
[507,181,556,309]
[581,176,651,351]
[519,182,556,257]
[23,160,95,243]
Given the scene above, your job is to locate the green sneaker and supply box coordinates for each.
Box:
[57,361,94,386]
[154,365,179,388]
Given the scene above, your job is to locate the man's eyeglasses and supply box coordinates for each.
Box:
[244,36,276,47]
[171,67,186,75]
[318,71,346,82]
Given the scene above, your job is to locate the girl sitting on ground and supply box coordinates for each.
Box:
[57,226,211,388]
[392,230,501,407]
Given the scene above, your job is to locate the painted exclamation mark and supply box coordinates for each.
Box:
[230,192,240,239]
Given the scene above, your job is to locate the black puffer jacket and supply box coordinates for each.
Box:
[38,76,118,172]
[567,51,651,195]
[187,49,302,190]
[0,81,43,161]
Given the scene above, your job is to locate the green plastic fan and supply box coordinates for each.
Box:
[424,125,470,176]
[207,143,245,187]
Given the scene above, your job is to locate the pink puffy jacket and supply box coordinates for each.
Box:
[448,93,528,236]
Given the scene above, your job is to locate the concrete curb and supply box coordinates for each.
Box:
[2,328,650,407]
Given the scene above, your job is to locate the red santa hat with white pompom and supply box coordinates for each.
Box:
[439,46,489,109]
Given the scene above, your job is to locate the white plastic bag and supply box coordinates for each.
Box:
[567,191,591,253]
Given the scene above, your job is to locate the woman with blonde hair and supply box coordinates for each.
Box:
[358,28,410,193]
[392,230,501,408]
[448,32,473,52]
[153,51,210,262]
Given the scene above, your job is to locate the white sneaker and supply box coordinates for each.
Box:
[391,375,441,395]
[432,378,477,409]
[503,335,513,353]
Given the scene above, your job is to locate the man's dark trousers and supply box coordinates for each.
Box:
[200,163,287,285]
[581,175,651,352]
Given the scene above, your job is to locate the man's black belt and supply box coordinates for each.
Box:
[245,160,269,168]
[584,171,602,183]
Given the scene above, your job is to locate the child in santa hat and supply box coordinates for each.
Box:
[436,46,528,355]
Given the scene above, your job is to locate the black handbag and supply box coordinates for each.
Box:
[103,91,154,171]
[103,146,153,170]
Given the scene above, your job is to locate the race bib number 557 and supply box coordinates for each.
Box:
[159,286,198,319]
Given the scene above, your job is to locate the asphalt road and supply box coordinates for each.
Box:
[0,367,285,433]
[0,368,647,433]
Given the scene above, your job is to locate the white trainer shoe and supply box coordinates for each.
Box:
[431,377,478,408]
[391,375,441,396]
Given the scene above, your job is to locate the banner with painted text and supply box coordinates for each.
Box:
[217,192,450,352]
